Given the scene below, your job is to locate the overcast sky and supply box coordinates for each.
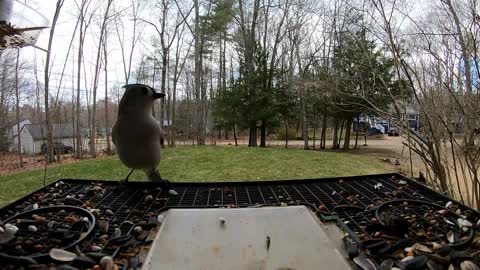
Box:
[13,0,150,103]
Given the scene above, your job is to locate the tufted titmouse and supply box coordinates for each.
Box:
[112,84,172,191]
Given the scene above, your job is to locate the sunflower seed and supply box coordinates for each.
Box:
[27,225,37,232]
[49,248,77,262]
[460,261,480,270]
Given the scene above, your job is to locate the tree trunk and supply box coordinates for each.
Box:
[151,61,156,117]
[170,25,190,147]
[165,55,171,146]
[201,64,208,145]
[354,114,360,149]
[160,46,167,135]
[14,49,23,167]
[104,35,111,154]
[194,0,205,146]
[76,1,85,159]
[248,122,257,147]
[301,95,309,150]
[364,127,368,146]
[233,122,238,146]
[171,75,177,147]
[321,113,327,149]
[313,113,317,150]
[332,118,338,149]
[45,0,65,162]
[343,118,352,150]
[285,117,289,149]
[33,55,41,117]
[338,120,344,147]
[90,74,98,157]
[222,32,227,91]
[89,0,112,157]
[260,120,266,147]
[56,113,62,162]
[218,34,223,93]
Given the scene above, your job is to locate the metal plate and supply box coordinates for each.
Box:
[143,206,353,270]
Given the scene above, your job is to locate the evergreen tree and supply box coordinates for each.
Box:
[330,28,408,149]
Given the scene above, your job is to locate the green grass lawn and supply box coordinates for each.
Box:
[0,146,393,207]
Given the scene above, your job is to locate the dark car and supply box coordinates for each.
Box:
[387,128,400,136]
[41,142,74,154]
[368,127,382,136]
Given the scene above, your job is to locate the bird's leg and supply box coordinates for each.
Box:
[120,168,135,185]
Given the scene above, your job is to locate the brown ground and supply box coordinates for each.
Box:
[0,152,108,176]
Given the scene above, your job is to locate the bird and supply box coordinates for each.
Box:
[112,83,172,191]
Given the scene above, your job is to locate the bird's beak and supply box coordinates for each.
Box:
[153,92,166,99]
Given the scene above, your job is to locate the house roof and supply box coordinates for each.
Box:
[388,101,420,115]
[25,123,75,140]
[9,119,31,130]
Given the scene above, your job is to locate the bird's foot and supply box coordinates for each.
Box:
[119,169,134,186]
[157,178,170,188]
[159,178,178,196]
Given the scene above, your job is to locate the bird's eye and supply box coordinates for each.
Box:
[142,88,148,95]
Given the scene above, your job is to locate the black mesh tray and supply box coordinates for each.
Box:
[1,173,478,269]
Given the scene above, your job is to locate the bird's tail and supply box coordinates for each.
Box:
[144,168,163,182]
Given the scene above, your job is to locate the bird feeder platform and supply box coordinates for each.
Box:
[0,1,48,49]
[0,173,479,269]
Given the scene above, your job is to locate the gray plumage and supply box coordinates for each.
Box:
[112,84,165,183]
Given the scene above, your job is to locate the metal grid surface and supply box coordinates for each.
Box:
[0,173,478,269]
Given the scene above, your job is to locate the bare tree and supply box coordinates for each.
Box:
[115,0,143,84]
[193,0,209,145]
[44,0,65,162]
[14,49,22,167]
[170,24,192,146]
[367,0,480,207]
[142,0,192,146]
[89,0,114,157]
[104,31,112,154]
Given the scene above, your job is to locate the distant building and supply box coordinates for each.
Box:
[396,103,421,132]
[96,127,112,138]
[355,115,387,134]
[459,57,479,90]
[354,102,420,134]
[7,120,76,154]
[7,119,31,152]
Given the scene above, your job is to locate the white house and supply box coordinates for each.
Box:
[353,102,420,134]
[7,119,31,153]
[8,120,76,154]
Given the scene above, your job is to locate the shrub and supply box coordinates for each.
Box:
[277,128,297,140]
